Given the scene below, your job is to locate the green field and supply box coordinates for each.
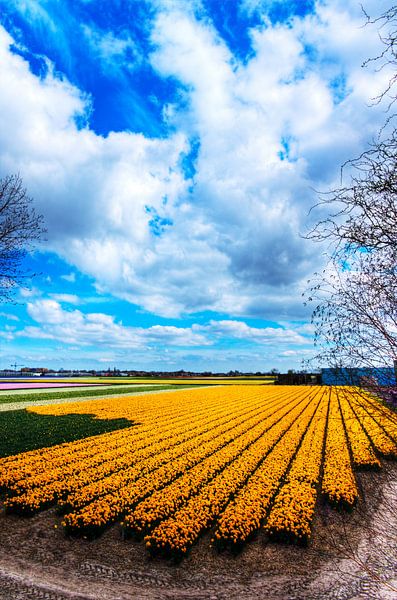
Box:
[0,384,195,405]
[0,409,134,458]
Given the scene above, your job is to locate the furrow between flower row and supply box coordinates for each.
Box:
[211,389,326,548]
[61,389,314,536]
[122,388,316,536]
[7,392,271,496]
[144,389,319,556]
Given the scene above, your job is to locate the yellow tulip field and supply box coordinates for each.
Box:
[1,385,396,557]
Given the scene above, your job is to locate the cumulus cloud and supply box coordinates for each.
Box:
[0,1,391,321]
[146,1,391,315]
[21,300,210,347]
[197,320,308,344]
[15,300,311,355]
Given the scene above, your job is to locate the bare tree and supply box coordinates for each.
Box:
[307,139,397,371]
[362,5,397,112]
[0,174,45,301]
[305,6,397,391]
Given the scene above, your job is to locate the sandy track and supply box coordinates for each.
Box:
[0,465,397,599]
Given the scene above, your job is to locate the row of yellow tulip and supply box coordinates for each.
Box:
[211,389,326,549]
[264,389,329,543]
[29,385,248,421]
[336,388,381,468]
[321,389,358,508]
[342,390,397,457]
[144,389,319,556]
[122,388,315,537]
[352,388,397,426]
[5,389,280,514]
[61,387,311,535]
[1,386,268,490]
[344,389,397,448]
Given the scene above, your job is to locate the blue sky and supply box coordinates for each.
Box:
[0,0,392,371]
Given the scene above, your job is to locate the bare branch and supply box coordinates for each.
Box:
[0,174,46,302]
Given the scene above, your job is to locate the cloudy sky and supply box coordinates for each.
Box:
[0,0,392,372]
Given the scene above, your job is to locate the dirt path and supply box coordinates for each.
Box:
[0,465,396,599]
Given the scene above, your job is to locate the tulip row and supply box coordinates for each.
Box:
[211,389,327,549]
[5,389,283,515]
[344,388,397,448]
[352,388,397,426]
[336,389,381,469]
[122,388,315,537]
[341,389,397,457]
[143,389,319,556]
[264,389,329,544]
[61,388,311,535]
[321,390,358,508]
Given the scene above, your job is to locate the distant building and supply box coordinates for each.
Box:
[276,373,322,385]
[21,367,49,375]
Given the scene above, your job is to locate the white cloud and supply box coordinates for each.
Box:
[60,272,76,283]
[0,312,19,321]
[197,320,307,345]
[19,287,41,298]
[49,293,80,304]
[146,2,390,314]
[21,300,210,348]
[0,1,391,321]
[81,24,142,71]
[16,300,312,358]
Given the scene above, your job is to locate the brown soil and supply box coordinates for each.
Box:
[1,464,397,600]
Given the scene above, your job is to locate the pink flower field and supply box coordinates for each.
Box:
[0,382,101,390]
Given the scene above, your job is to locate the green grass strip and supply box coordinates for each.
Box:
[0,409,135,458]
[0,384,195,405]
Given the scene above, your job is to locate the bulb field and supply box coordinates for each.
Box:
[1,385,396,558]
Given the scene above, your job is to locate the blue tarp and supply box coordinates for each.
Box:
[321,367,396,386]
